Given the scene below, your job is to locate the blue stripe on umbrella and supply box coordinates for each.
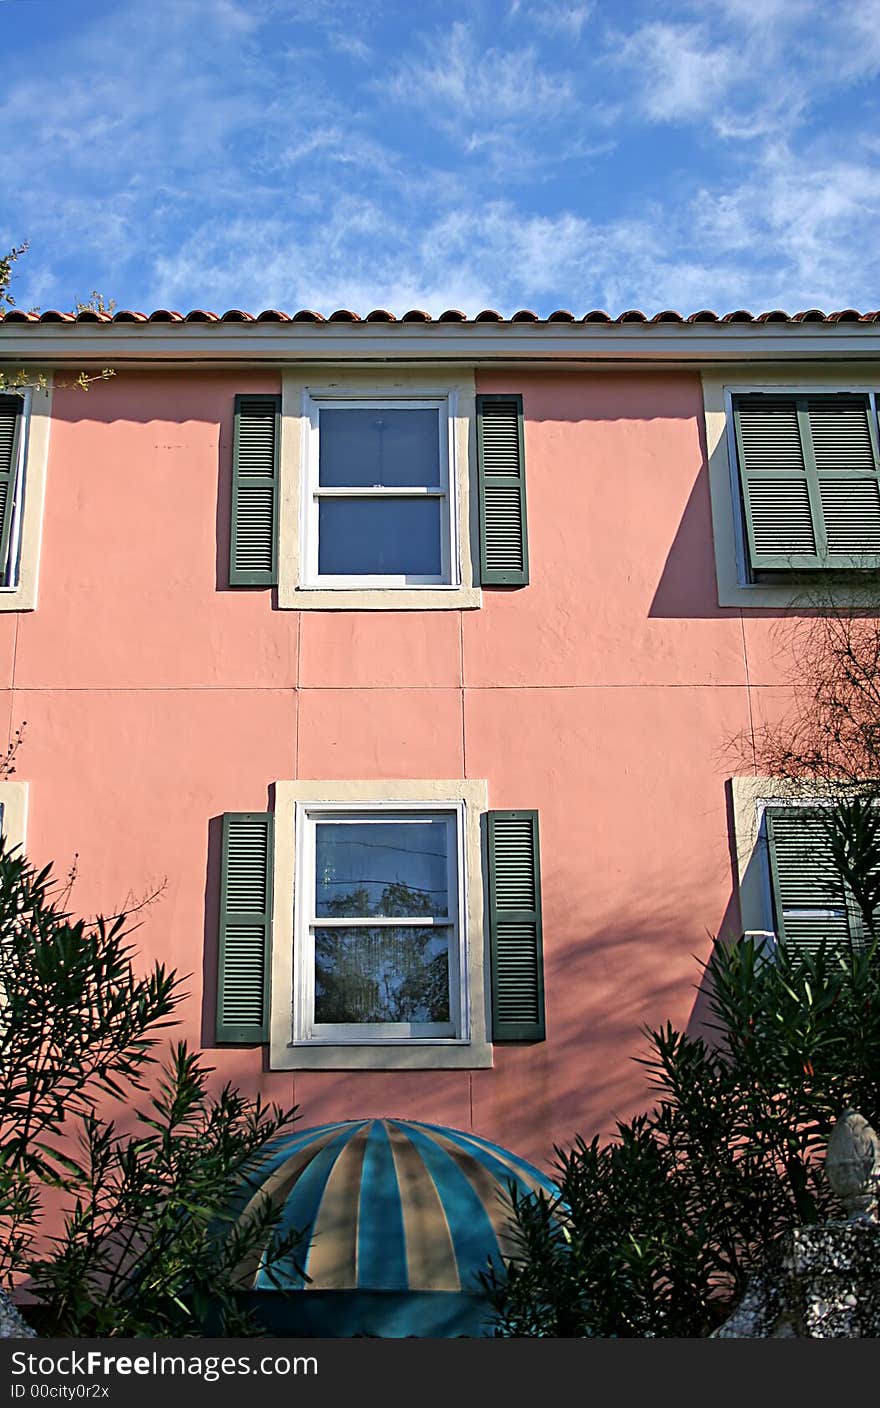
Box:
[357,1121,408,1290]
[260,1121,368,1290]
[417,1122,557,1195]
[391,1121,500,1285]
[227,1122,347,1219]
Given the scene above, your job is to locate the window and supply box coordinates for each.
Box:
[764,805,871,955]
[284,375,481,609]
[285,373,479,610]
[732,393,880,576]
[215,779,547,1069]
[703,373,880,607]
[295,804,465,1041]
[730,779,873,958]
[267,780,490,1069]
[228,375,530,608]
[0,384,50,612]
[303,398,455,587]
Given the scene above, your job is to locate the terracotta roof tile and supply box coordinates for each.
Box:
[3,307,880,329]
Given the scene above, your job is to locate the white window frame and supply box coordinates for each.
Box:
[294,801,467,1044]
[0,380,51,612]
[302,394,458,590]
[0,781,28,852]
[278,370,481,611]
[703,368,880,609]
[269,779,492,1070]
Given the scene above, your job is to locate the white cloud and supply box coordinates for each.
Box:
[841,0,880,76]
[386,20,575,137]
[613,21,740,123]
[148,144,880,320]
[529,2,594,40]
[693,146,880,308]
[610,4,880,140]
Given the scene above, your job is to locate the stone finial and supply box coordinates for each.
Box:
[826,1109,880,1222]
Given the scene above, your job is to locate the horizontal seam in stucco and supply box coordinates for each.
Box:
[4,682,761,692]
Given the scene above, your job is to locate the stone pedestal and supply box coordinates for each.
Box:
[714,1222,880,1338]
[0,1288,35,1338]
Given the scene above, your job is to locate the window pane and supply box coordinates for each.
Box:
[315,820,450,918]
[314,926,451,1024]
[318,498,442,577]
[319,408,440,488]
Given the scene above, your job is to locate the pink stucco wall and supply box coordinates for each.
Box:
[4,366,794,1169]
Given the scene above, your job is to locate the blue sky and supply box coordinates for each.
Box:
[2,0,880,317]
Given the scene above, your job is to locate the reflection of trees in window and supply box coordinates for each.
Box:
[314,881,450,1024]
[322,880,435,919]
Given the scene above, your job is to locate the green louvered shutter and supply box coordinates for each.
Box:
[477,394,529,586]
[734,394,880,572]
[0,397,23,578]
[487,809,545,1040]
[229,395,280,586]
[765,807,866,957]
[216,812,274,1042]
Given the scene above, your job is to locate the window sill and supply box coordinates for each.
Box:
[0,588,36,610]
[279,584,482,611]
[717,578,880,609]
[270,1040,494,1070]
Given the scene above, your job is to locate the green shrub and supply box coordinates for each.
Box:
[0,844,302,1335]
[483,933,880,1337]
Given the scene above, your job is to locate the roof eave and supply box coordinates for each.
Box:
[2,320,880,365]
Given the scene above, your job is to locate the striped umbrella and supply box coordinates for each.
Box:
[232,1119,556,1327]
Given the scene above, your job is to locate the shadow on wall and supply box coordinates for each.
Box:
[201,813,223,1052]
[646,415,829,627]
[487,892,742,1160]
[649,467,732,621]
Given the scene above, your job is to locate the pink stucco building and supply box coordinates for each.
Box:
[1,304,878,1183]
